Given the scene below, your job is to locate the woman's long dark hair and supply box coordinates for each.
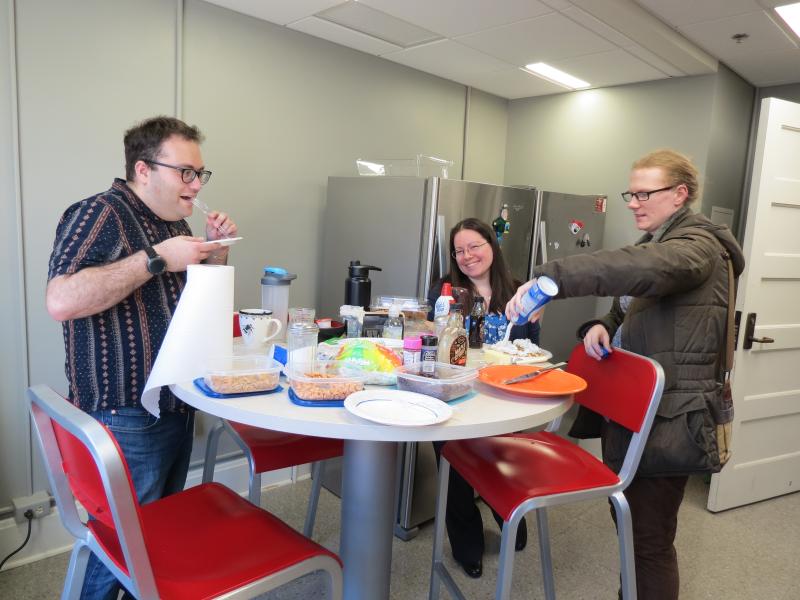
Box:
[447,218,518,314]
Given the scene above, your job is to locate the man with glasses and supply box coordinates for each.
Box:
[507,149,744,600]
[46,116,237,599]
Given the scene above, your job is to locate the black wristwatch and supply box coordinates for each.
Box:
[144,246,167,275]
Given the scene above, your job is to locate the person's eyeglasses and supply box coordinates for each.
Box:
[621,185,675,203]
[452,241,489,259]
[143,159,212,185]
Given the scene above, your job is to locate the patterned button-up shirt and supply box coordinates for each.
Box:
[48,179,192,413]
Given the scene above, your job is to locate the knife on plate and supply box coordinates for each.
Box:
[501,362,567,385]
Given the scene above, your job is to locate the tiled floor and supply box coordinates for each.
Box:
[1,475,798,599]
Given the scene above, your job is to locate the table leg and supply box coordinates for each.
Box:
[340,439,399,600]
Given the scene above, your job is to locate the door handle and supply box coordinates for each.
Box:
[742,312,775,350]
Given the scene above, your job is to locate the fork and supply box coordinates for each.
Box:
[191,198,231,237]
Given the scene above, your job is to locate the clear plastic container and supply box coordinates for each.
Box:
[204,356,282,394]
[395,362,478,401]
[355,155,453,179]
[286,320,319,368]
[286,361,366,402]
[261,267,296,341]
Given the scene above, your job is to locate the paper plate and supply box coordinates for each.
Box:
[200,236,243,247]
[478,364,587,397]
[344,390,453,426]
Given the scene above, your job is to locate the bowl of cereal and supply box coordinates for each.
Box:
[286,361,366,402]
[204,356,282,394]
[395,362,478,402]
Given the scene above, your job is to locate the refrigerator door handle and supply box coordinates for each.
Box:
[539,220,548,264]
[437,214,447,277]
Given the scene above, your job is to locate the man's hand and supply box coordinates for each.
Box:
[205,211,238,241]
[154,235,216,272]
[583,324,611,361]
[504,279,546,324]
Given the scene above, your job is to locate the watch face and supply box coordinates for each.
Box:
[148,255,167,275]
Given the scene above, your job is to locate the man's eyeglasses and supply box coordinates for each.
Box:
[621,185,675,203]
[452,241,489,259]
[143,159,212,185]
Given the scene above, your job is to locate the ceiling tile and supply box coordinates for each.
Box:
[680,10,798,59]
[725,47,800,86]
[203,0,345,26]
[561,6,634,46]
[381,40,512,81]
[457,12,616,66]
[358,0,553,38]
[636,0,763,28]
[315,2,442,47]
[624,43,685,77]
[288,16,402,55]
[461,67,569,99]
[551,48,668,87]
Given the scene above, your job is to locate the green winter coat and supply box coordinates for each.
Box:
[535,207,745,476]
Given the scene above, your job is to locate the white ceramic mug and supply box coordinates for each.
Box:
[239,309,282,348]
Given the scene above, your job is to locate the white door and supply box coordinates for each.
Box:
[707,97,800,512]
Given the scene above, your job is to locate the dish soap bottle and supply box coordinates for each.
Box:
[438,303,467,366]
[382,303,404,339]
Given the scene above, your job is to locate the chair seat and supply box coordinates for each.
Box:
[228,422,344,472]
[89,482,341,599]
[443,432,620,521]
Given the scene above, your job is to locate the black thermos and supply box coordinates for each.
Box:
[345,260,382,309]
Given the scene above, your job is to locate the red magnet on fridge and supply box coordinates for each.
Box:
[568,220,584,235]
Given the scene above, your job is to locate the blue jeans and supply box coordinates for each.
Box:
[80,407,195,600]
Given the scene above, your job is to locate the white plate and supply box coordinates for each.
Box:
[483,346,552,365]
[200,236,243,247]
[344,390,453,426]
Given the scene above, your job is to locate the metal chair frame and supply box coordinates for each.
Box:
[202,418,334,538]
[29,384,342,600]
[429,345,665,600]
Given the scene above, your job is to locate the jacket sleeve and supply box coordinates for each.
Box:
[535,231,719,300]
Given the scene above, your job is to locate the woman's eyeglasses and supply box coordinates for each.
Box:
[452,241,489,259]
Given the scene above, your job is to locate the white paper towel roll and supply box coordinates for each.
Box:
[142,264,234,416]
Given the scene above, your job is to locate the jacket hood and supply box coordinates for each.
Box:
[672,210,746,277]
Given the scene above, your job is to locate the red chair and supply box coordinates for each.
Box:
[202,421,343,536]
[202,315,344,537]
[28,385,342,600]
[429,344,664,600]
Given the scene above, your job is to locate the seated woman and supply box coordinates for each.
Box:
[428,217,539,578]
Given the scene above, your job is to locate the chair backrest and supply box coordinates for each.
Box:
[28,385,157,597]
[566,344,665,482]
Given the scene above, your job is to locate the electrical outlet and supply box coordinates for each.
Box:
[12,491,52,522]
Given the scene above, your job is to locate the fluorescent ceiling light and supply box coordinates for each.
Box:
[522,63,590,90]
[775,2,800,38]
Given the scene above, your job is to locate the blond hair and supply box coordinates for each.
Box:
[633,149,700,205]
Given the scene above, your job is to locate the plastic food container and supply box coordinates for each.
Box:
[395,362,478,401]
[204,356,282,394]
[287,361,366,402]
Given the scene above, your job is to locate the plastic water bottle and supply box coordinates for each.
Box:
[514,276,559,325]
[382,304,404,339]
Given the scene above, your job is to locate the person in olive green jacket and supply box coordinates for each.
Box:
[507,149,745,600]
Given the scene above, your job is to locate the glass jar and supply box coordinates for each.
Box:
[287,320,319,369]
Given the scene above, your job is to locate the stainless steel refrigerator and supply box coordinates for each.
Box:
[527,189,608,363]
[317,176,606,540]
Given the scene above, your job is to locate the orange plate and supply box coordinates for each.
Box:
[478,364,587,397]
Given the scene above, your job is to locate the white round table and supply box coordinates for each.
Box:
[172,379,572,600]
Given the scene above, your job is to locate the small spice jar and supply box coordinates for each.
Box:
[402,336,422,366]
[420,334,438,377]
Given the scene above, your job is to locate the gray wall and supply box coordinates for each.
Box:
[759,83,800,104]
[0,0,31,511]
[504,72,754,252]
[703,64,756,232]
[463,88,509,184]
[0,0,479,511]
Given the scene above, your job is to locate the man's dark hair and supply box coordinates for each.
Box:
[123,116,204,181]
